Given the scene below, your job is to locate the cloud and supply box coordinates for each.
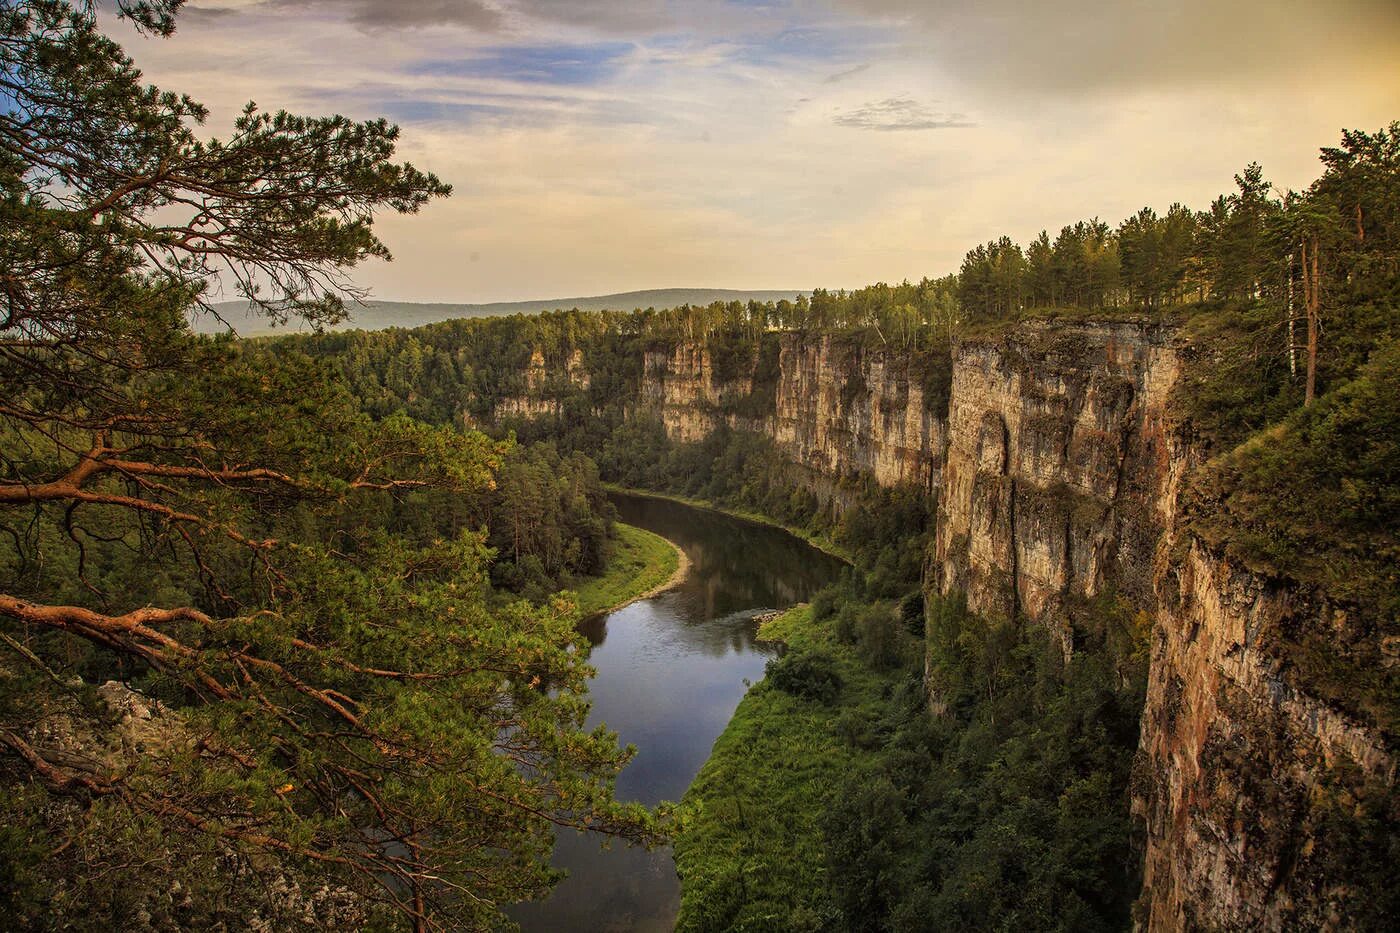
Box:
[823,61,870,83]
[273,0,503,30]
[182,5,240,22]
[833,97,973,131]
[264,0,705,34]
[125,0,1400,305]
[834,0,1400,96]
[411,43,633,86]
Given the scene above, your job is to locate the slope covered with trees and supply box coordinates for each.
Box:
[2,2,1395,928]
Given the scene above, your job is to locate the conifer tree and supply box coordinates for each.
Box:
[0,3,660,927]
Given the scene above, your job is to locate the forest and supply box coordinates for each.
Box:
[2,1,1397,930]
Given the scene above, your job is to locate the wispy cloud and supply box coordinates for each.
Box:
[411,43,634,86]
[824,62,870,83]
[834,0,1400,95]
[833,97,973,131]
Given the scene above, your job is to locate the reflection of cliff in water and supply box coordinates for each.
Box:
[610,492,845,621]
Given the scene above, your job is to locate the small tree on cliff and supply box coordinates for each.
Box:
[0,2,660,928]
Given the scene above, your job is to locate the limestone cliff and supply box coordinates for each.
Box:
[1136,538,1394,929]
[476,319,1392,930]
[638,334,943,489]
[640,343,750,443]
[927,321,1392,929]
[491,348,590,421]
[931,320,1178,631]
[769,335,943,490]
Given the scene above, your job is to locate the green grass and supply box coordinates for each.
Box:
[603,484,853,565]
[673,605,900,932]
[570,522,681,616]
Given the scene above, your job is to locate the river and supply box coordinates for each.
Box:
[509,492,847,931]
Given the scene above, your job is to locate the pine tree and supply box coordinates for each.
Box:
[0,4,660,927]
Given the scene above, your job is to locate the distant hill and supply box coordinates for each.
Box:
[192,288,808,336]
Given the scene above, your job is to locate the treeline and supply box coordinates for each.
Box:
[286,127,1400,456]
[281,276,960,432]
[960,131,1399,318]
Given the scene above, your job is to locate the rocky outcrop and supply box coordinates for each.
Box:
[640,343,749,442]
[637,335,944,489]
[491,348,590,421]
[770,336,943,490]
[931,320,1179,632]
[1135,540,1394,930]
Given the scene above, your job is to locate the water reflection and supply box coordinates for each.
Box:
[508,493,845,931]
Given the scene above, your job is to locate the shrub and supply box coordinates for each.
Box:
[765,651,843,704]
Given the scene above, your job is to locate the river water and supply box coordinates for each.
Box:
[509,492,846,931]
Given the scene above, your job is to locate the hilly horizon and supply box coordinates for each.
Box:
[194,288,809,336]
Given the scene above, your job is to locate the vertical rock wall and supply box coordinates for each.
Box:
[1136,537,1394,930]
[770,335,943,490]
[931,321,1179,629]
[638,334,944,490]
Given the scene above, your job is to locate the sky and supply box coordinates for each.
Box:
[116,0,1400,303]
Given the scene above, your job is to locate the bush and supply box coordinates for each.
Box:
[833,604,859,645]
[765,651,843,704]
[856,605,904,671]
[810,585,841,622]
[898,591,925,638]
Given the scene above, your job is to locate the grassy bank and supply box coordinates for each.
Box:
[673,605,902,931]
[604,484,853,565]
[571,522,685,616]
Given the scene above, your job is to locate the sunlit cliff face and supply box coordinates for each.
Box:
[133,1,1400,302]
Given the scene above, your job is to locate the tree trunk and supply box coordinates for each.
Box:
[1304,235,1320,406]
[1287,251,1297,379]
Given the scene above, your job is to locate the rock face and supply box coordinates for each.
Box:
[931,321,1179,634]
[479,318,1392,929]
[491,349,590,421]
[1136,539,1394,931]
[770,335,943,490]
[638,334,943,489]
[640,343,748,443]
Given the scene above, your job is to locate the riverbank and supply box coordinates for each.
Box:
[672,603,899,930]
[572,522,688,616]
[602,485,853,565]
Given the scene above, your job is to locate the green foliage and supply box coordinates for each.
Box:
[678,583,1150,933]
[765,649,843,704]
[826,594,1148,932]
[0,5,660,928]
[570,522,680,616]
[674,604,901,932]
